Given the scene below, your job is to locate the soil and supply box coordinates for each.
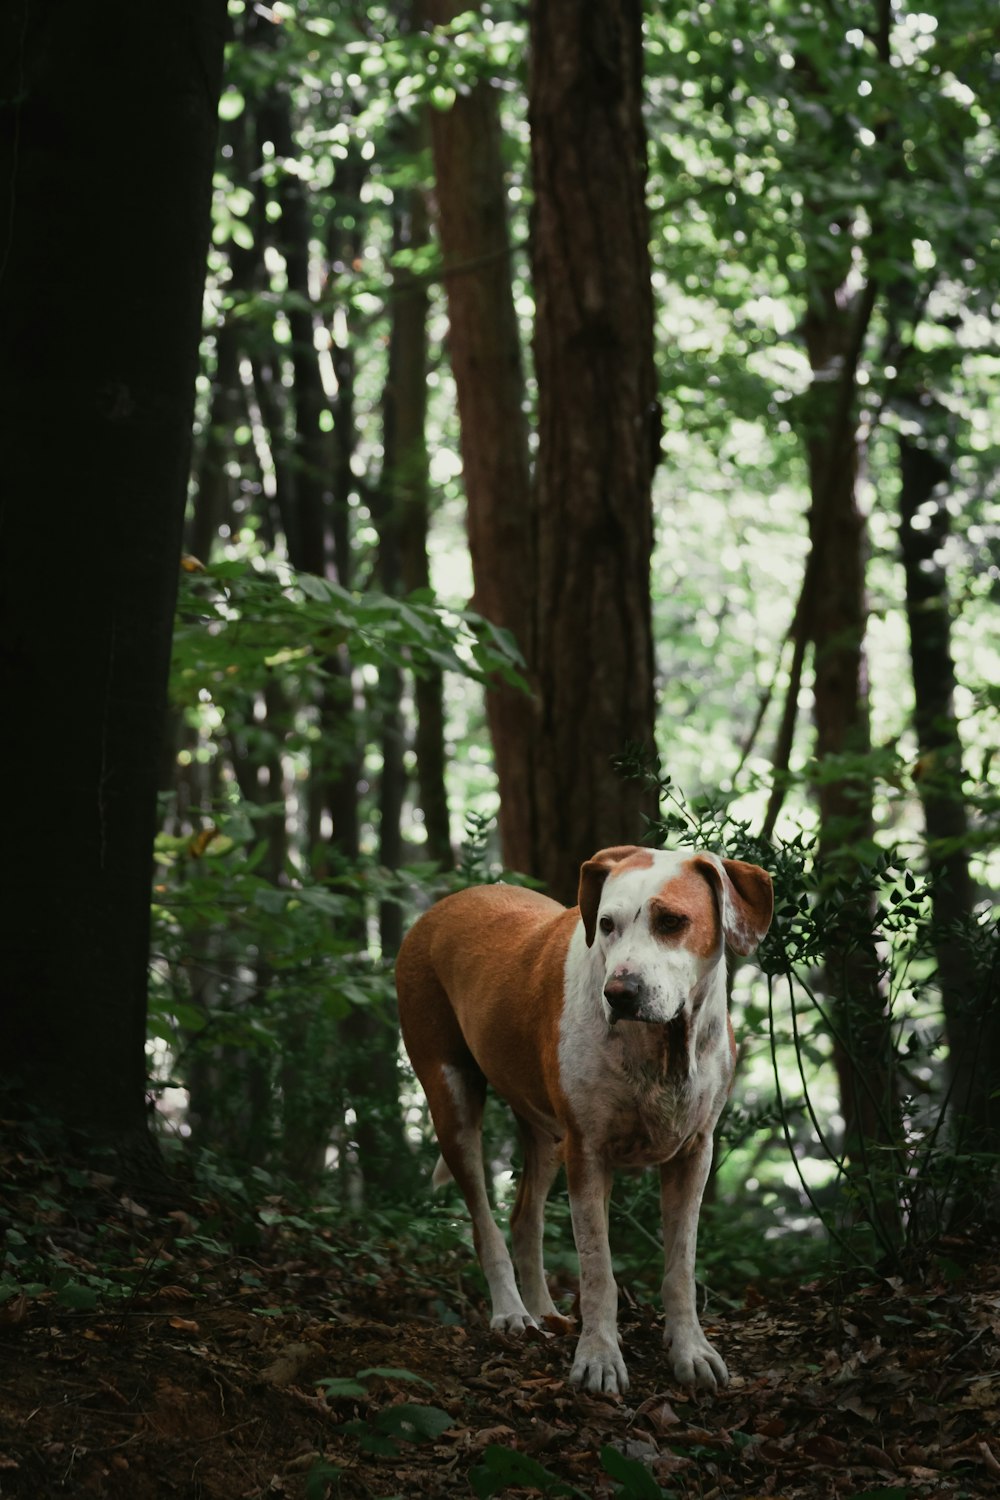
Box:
[1,1150,999,1499]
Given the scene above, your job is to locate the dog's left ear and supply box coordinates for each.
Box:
[693,855,774,956]
[578,846,646,947]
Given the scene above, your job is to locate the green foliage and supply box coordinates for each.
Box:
[600,1445,678,1500]
[173,559,526,709]
[471,1446,583,1499]
[317,1365,452,1459]
[470,1443,679,1500]
[150,819,397,1165]
[342,1398,453,1455]
[154,549,526,1179]
[641,0,1000,797]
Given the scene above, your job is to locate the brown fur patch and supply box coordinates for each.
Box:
[605,849,656,879]
[650,864,722,959]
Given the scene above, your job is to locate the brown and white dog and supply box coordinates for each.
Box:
[396,845,773,1395]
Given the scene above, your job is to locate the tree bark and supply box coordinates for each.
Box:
[256,76,334,579]
[786,10,901,1227]
[527,0,659,902]
[187,110,259,565]
[0,2,227,1149]
[800,280,901,1230]
[424,0,537,874]
[377,165,433,952]
[898,419,997,1170]
[393,173,453,872]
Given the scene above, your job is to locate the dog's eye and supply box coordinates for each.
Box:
[599,916,615,936]
[655,911,688,936]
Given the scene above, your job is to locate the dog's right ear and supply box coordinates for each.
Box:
[578,846,646,947]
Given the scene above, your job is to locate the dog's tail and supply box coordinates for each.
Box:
[431,1154,453,1190]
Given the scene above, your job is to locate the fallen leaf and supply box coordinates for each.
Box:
[979,1442,1000,1477]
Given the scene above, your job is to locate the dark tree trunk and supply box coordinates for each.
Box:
[256,85,334,579]
[800,284,901,1230]
[527,0,659,903]
[898,421,998,1175]
[187,112,259,565]
[785,9,901,1228]
[402,506,454,871]
[391,163,452,872]
[424,0,537,875]
[0,2,227,1156]
[377,160,433,952]
[791,273,905,1254]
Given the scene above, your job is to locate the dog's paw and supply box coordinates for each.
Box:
[665,1330,729,1391]
[569,1335,629,1395]
[490,1309,538,1336]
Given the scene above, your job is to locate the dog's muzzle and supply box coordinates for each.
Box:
[604,970,644,1021]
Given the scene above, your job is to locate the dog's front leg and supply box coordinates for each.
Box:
[565,1140,628,1394]
[659,1136,728,1390]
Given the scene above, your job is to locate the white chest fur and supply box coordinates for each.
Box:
[559,924,733,1169]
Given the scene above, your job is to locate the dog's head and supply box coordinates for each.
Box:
[577,846,773,1026]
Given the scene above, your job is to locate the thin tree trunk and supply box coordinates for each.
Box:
[787,8,901,1234]
[402,476,454,868]
[801,282,901,1238]
[377,157,433,951]
[527,0,659,902]
[256,87,333,579]
[187,112,259,565]
[424,0,537,874]
[897,418,997,1177]
[393,165,452,871]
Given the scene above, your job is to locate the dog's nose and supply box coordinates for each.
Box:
[604,970,642,1016]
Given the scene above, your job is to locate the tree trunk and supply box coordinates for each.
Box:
[0,2,226,1156]
[392,164,452,871]
[785,7,901,1232]
[256,79,334,579]
[801,282,901,1235]
[527,0,659,902]
[898,419,998,1177]
[187,111,259,565]
[378,158,436,951]
[424,0,537,874]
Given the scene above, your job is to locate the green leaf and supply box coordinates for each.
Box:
[470,1445,583,1498]
[600,1444,668,1499]
[55,1281,100,1310]
[376,1402,454,1442]
[296,573,333,603]
[343,1418,400,1456]
[296,887,345,916]
[356,1366,435,1388]
[317,1377,367,1398]
[252,887,289,914]
[304,1460,342,1500]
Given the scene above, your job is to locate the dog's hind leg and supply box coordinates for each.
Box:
[510,1120,562,1321]
[397,929,536,1336]
[423,1057,537,1334]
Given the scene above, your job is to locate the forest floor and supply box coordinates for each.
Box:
[1,1133,999,1500]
